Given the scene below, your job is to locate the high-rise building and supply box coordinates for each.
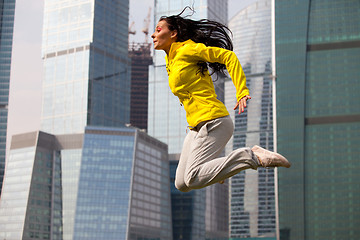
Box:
[0,1,173,239]
[275,1,360,239]
[0,126,172,240]
[148,0,228,154]
[169,155,206,240]
[226,1,276,239]
[149,1,229,240]
[169,156,229,240]
[41,0,131,135]
[129,43,153,130]
[0,0,16,195]
[0,131,64,240]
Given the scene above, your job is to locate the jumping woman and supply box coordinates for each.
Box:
[151,9,291,192]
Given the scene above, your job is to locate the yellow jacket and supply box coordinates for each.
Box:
[165,39,249,128]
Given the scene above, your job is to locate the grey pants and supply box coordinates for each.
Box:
[175,115,260,192]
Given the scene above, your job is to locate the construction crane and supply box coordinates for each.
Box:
[142,7,151,43]
[129,20,136,35]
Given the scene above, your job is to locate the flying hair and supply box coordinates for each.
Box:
[159,6,233,76]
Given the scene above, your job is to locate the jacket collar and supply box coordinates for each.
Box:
[166,39,194,62]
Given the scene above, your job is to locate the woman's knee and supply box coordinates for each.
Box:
[183,169,201,190]
[175,177,191,192]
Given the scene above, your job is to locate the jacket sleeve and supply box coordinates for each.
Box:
[192,43,249,101]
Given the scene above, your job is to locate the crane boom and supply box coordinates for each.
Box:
[142,7,152,43]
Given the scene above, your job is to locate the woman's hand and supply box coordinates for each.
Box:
[233,95,251,114]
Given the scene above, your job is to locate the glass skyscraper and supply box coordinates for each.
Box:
[0,126,172,240]
[41,0,131,135]
[74,127,172,240]
[129,43,153,131]
[0,0,15,195]
[275,1,360,239]
[169,156,206,240]
[0,1,173,240]
[149,1,229,240]
[148,0,228,154]
[0,131,68,240]
[226,1,276,239]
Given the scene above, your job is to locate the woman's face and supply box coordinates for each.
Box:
[151,20,177,54]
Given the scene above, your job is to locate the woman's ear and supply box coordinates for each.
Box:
[171,30,178,39]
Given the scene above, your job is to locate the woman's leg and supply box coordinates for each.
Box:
[174,129,197,192]
[175,115,260,192]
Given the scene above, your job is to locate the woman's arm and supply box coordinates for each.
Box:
[191,43,251,114]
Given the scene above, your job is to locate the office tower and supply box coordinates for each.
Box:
[275,1,360,239]
[226,0,276,239]
[0,131,63,240]
[74,127,172,240]
[129,43,153,130]
[169,156,206,240]
[41,0,131,135]
[170,156,229,240]
[170,155,229,240]
[148,0,228,154]
[204,177,229,240]
[0,126,172,240]
[0,1,173,240]
[0,0,15,194]
[149,1,229,240]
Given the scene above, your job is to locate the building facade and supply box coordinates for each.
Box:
[41,0,131,135]
[148,1,229,240]
[129,43,153,131]
[0,0,16,195]
[169,156,206,240]
[0,1,173,240]
[226,0,276,239]
[275,0,360,239]
[0,126,172,240]
[148,0,228,154]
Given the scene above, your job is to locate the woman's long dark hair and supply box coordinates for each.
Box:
[160,7,233,76]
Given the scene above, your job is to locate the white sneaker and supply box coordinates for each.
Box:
[252,145,291,168]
